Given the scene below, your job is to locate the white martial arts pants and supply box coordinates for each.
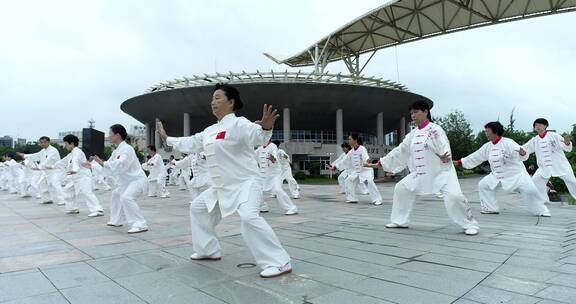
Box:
[41,173,68,204]
[189,183,291,269]
[532,169,576,202]
[177,174,189,190]
[189,184,210,202]
[148,178,169,197]
[281,169,300,197]
[478,176,549,215]
[345,174,382,203]
[109,178,148,229]
[391,176,479,229]
[337,171,348,193]
[66,177,103,213]
[266,176,298,212]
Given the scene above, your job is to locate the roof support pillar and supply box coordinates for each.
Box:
[145,123,151,147]
[398,116,406,144]
[183,113,190,136]
[377,112,384,145]
[154,118,161,149]
[283,108,291,143]
[336,109,343,153]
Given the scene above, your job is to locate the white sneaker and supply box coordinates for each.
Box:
[480,210,499,214]
[465,228,479,236]
[56,201,66,206]
[147,194,156,197]
[190,253,222,261]
[88,211,104,217]
[285,210,298,216]
[373,201,383,206]
[260,262,292,278]
[385,223,409,228]
[40,200,53,204]
[127,227,148,234]
[292,195,300,199]
[345,200,358,204]
[362,192,369,195]
[65,209,80,214]
[107,222,123,227]
[540,211,551,217]
[160,194,169,198]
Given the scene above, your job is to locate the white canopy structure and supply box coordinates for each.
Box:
[265,0,576,76]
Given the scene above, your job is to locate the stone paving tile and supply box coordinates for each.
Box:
[2,178,576,303]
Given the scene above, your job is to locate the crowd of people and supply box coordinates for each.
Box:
[1,83,574,279]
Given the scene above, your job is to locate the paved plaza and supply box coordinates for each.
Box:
[1,177,576,304]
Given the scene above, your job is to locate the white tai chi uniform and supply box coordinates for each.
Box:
[57,147,104,213]
[277,149,300,198]
[91,160,112,191]
[256,143,298,213]
[523,131,576,201]
[23,146,68,204]
[167,113,291,270]
[171,157,191,191]
[5,159,26,195]
[102,141,148,229]
[0,162,8,191]
[460,136,549,216]
[332,151,369,195]
[379,120,479,229]
[342,145,382,204]
[144,154,169,198]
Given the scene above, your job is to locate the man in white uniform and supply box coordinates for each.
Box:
[3,153,26,195]
[369,101,479,235]
[171,154,192,191]
[143,145,169,198]
[86,124,148,234]
[58,134,104,217]
[522,118,575,202]
[273,140,300,199]
[455,121,550,216]
[342,135,382,205]
[18,136,68,205]
[158,83,292,278]
[256,141,299,215]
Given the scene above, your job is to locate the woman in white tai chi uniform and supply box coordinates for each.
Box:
[143,145,169,198]
[158,83,292,278]
[368,100,479,235]
[85,124,149,234]
[522,118,575,202]
[455,121,550,217]
[342,134,382,205]
[274,140,300,199]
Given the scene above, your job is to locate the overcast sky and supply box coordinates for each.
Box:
[1,0,575,141]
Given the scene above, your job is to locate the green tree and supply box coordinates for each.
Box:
[435,110,474,160]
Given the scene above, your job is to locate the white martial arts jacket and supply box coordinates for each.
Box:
[379,120,457,194]
[144,154,166,182]
[186,153,210,188]
[24,146,62,176]
[167,113,273,217]
[461,136,530,191]
[343,145,373,182]
[522,131,574,178]
[103,141,147,184]
[58,147,91,180]
[5,159,24,183]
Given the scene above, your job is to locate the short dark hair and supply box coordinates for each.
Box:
[484,121,504,136]
[408,100,432,121]
[110,124,128,140]
[214,83,243,110]
[349,133,363,145]
[533,118,549,128]
[148,145,156,152]
[5,152,15,159]
[39,136,50,142]
[62,134,79,146]
[272,140,281,147]
[341,143,351,149]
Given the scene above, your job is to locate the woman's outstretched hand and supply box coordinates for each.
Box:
[255,104,279,130]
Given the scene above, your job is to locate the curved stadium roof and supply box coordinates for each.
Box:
[264,0,576,68]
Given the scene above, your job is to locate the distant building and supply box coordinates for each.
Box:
[0,136,13,148]
[16,138,27,147]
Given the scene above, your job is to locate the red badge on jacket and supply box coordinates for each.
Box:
[216,131,226,140]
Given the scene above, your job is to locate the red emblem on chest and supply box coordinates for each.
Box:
[216,131,226,140]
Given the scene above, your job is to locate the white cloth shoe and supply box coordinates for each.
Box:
[65,209,80,214]
[87,211,104,217]
[40,200,53,204]
[284,209,298,216]
[385,223,409,228]
[465,228,479,236]
[373,201,383,206]
[127,227,148,234]
[540,210,551,217]
[57,201,66,206]
[106,222,123,227]
[260,262,292,278]
[190,253,222,261]
[480,210,499,214]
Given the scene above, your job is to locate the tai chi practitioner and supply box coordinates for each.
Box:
[167,155,178,186]
[329,143,352,194]
[273,140,300,199]
[368,101,479,235]
[3,154,26,195]
[0,161,8,191]
[90,158,112,191]
[171,154,191,191]
[86,124,149,234]
[159,83,293,278]
[455,121,550,216]
[522,118,576,202]
[57,135,104,217]
[186,152,211,200]
[256,141,299,215]
[342,134,382,205]
[18,137,68,205]
[143,145,169,198]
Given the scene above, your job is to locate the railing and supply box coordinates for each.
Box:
[146,70,408,93]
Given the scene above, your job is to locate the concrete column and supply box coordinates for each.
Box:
[399,116,406,144]
[377,112,384,145]
[154,118,161,148]
[145,123,151,147]
[283,108,290,142]
[336,109,343,143]
[183,113,190,136]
